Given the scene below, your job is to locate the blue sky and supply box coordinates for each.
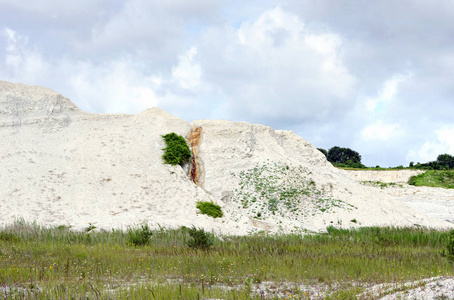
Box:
[1,0,454,167]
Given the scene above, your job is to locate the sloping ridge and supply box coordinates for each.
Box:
[0,81,451,234]
[0,81,81,129]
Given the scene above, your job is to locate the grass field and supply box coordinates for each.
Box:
[1,221,453,299]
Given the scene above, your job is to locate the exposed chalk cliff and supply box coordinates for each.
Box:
[345,170,425,183]
[0,81,452,234]
[0,81,81,129]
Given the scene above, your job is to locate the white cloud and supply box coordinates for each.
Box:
[171,46,201,89]
[86,0,221,56]
[407,126,454,163]
[3,28,49,81]
[1,28,159,114]
[365,72,411,113]
[4,28,22,67]
[361,121,404,141]
[195,7,356,122]
[1,6,356,123]
[67,59,160,113]
[237,7,303,49]
[0,0,109,16]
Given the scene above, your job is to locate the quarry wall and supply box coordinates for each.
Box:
[345,169,425,183]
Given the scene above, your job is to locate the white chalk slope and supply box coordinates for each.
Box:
[0,81,451,234]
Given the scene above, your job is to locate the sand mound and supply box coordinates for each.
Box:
[0,81,452,234]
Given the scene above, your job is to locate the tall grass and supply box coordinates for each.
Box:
[1,221,453,299]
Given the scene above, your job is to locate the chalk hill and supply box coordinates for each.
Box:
[0,81,451,234]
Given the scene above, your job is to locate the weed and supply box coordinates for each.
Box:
[196,201,223,218]
[85,223,96,232]
[127,223,153,246]
[161,133,191,166]
[183,226,213,249]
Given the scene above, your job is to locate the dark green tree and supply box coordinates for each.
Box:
[437,154,454,169]
[327,146,364,168]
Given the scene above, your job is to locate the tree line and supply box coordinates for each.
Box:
[410,154,454,170]
[317,146,454,170]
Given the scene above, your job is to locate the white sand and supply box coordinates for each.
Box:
[1,80,452,234]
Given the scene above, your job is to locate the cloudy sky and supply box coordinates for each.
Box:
[1,0,453,167]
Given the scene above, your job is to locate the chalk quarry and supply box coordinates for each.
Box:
[0,80,452,235]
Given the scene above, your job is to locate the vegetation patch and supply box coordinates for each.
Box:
[411,153,454,170]
[361,181,403,189]
[1,221,453,299]
[161,133,191,166]
[196,201,223,218]
[183,226,214,249]
[127,223,153,246]
[232,161,355,220]
[408,170,454,189]
[318,146,365,168]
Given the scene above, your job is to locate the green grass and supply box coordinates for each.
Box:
[1,221,453,299]
[408,170,454,189]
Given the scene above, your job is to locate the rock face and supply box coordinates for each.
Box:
[0,81,79,129]
[0,81,452,234]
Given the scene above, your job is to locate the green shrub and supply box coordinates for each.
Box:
[196,201,223,218]
[408,174,419,186]
[162,133,191,166]
[184,226,213,249]
[127,224,153,246]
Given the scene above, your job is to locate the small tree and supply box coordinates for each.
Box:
[327,146,364,168]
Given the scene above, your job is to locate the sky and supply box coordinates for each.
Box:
[1,0,454,167]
